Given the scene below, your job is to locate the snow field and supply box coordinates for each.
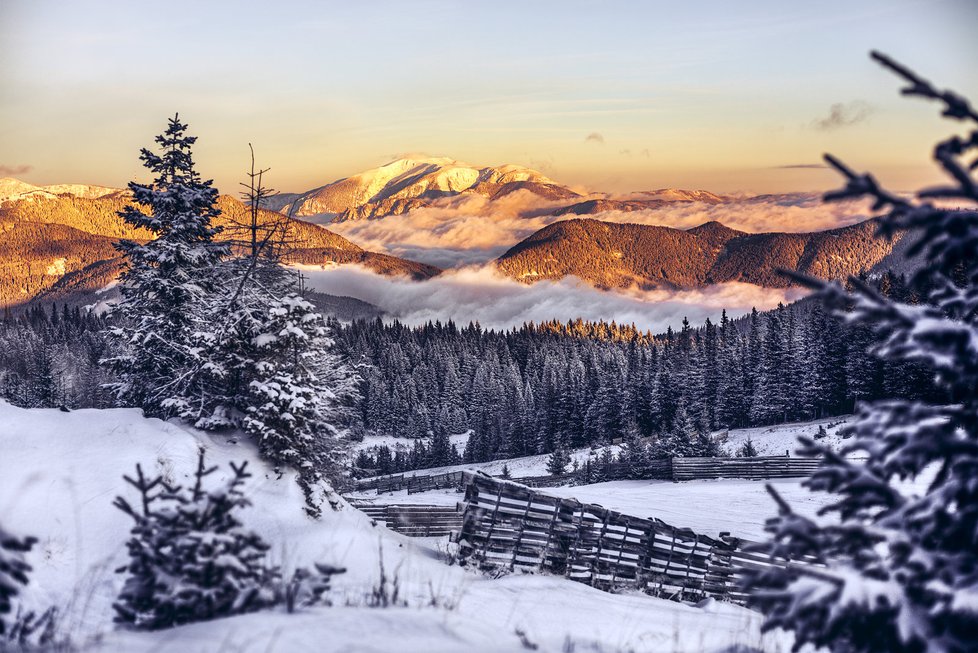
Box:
[0,402,798,652]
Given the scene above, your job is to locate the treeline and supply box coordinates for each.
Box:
[0,272,938,475]
[338,270,939,471]
[0,304,116,409]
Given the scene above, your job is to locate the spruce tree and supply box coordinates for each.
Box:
[106,115,229,418]
[747,52,978,653]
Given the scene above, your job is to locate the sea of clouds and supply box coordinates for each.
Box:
[300,263,807,333]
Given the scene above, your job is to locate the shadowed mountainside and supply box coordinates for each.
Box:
[495,218,905,289]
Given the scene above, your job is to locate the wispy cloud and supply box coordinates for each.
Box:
[0,163,32,176]
[811,101,873,131]
[585,132,605,144]
[772,163,828,169]
[299,263,807,333]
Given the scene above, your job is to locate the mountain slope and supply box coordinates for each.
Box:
[496,218,903,290]
[0,191,439,308]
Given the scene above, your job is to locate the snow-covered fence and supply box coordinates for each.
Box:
[453,472,811,605]
[351,502,463,537]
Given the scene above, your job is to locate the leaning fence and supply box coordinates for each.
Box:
[452,472,815,605]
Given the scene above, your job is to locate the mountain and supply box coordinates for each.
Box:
[0,177,121,203]
[0,190,439,309]
[495,218,904,290]
[278,157,579,222]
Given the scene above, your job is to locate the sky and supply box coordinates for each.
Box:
[1,0,976,196]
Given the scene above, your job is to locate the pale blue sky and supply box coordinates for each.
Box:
[1,0,975,194]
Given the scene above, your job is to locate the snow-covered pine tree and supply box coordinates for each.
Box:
[746,52,978,653]
[545,447,570,475]
[113,451,280,629]
[0,525,35,637]
[738,437,758,458]
[106,115,229,419]
[242,285,356,515]
[188,150,358,513]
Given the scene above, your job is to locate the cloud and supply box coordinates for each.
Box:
[299,263,807,333]
[0,164,32,176]
[329,191,871,268]
[640,149,651,158]
[585,132,605,144]
[811,101,873,131]
[619,149,632,157]
[772,163,828,169]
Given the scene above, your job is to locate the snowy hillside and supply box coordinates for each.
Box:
[353,415,854,484]
[0,402,797,652]
[721,415,854,457]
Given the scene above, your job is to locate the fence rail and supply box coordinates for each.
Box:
[452,472,815,605]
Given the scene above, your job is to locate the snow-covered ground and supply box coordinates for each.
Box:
[0,401,797,652]
[352,430,471,454]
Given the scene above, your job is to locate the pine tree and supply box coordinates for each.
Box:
[738,437,759,458]
[747,52,978,653]
[545,447,570,475]
[113,451,280,630]
[106,115,229,418]
[241,289,355,511]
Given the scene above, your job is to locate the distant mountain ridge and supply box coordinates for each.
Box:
[0,177,122,203]
[269,158,749,225]
[496,218,907,290]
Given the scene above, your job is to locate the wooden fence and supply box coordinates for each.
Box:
[670,456,821,481]
[352,502,463,537]
[453,472,814,605]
